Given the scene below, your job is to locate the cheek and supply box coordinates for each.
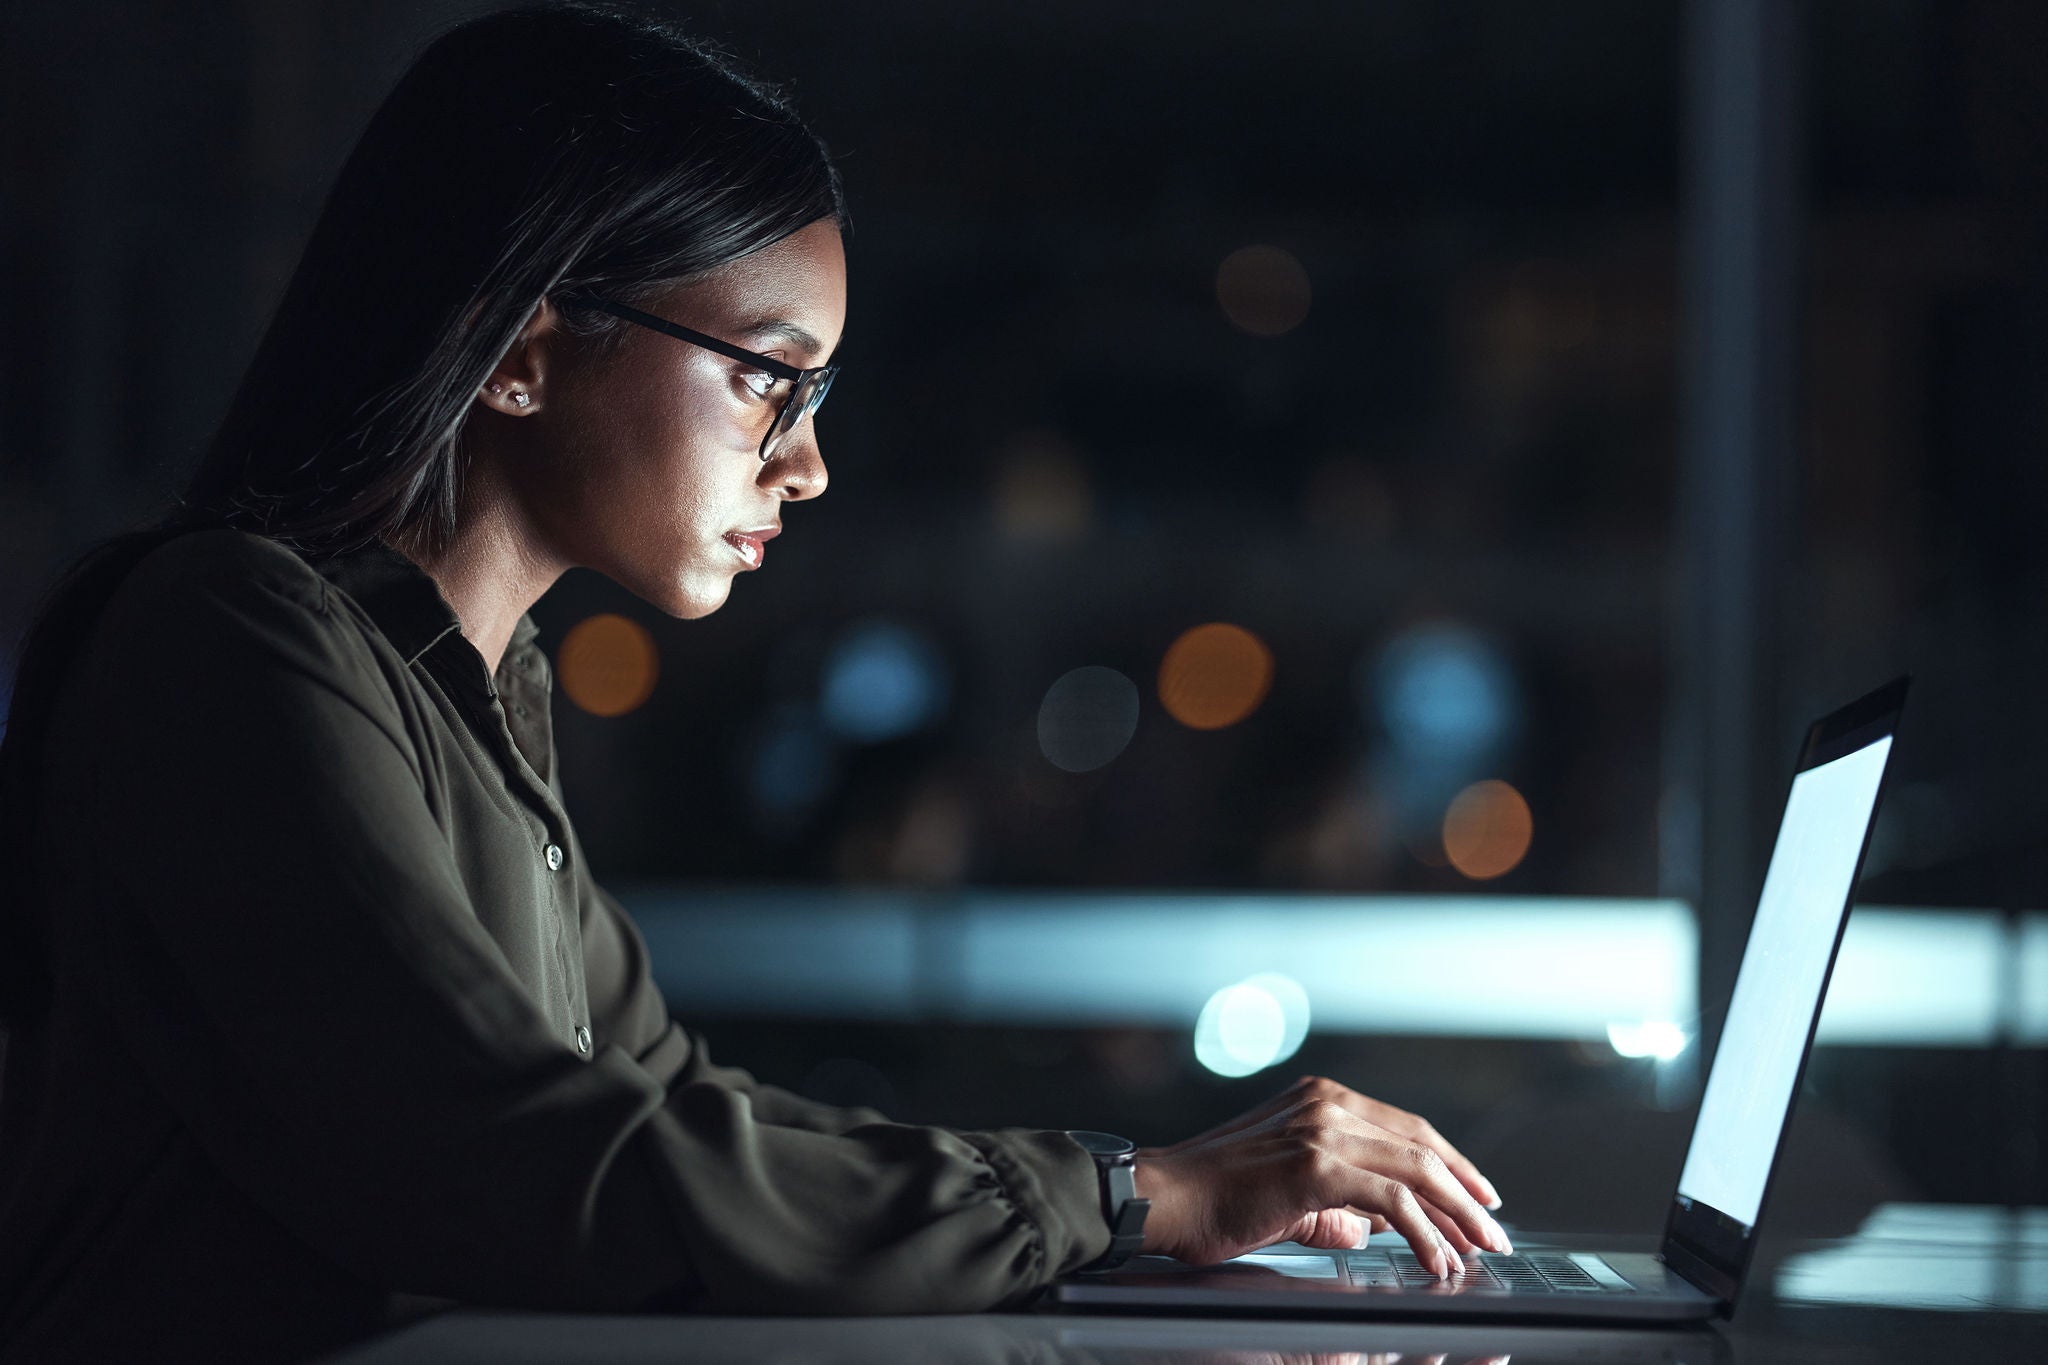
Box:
[537,350,762,594]
[594,403,759,578]
[576,377,731,522]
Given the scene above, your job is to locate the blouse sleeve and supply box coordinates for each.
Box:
[76,544,1109,1314]
[577,878,892,1135]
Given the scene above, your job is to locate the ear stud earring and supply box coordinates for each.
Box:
[512,392,531,408]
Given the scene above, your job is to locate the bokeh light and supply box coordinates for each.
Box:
[1037,666,1140,773]
[1607,1020,1688,1062]
[820,622,948,743]
[747,703,836,829]
[1363,623,1522,855]
[1241,971,1312,1065]
[1370,624,1517,763]
[1216,244,1312,337]
[1194,973,1311,1078]
[1442,778,1534,879]
[1302,454,1397,539]
[992,430,1093,542]
[1159,622,1274,731]
[1194,981,1287,1077]
[557,613,659,718]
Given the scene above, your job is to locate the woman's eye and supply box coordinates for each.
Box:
[739,372,786,400]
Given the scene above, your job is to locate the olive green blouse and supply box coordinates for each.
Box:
[0,528,1108,1363]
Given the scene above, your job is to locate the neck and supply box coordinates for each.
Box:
[386,465,564,677]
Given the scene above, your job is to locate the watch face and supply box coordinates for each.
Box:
[1066,1129,1138,1159]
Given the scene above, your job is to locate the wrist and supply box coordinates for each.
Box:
[1132,1155,1181,1257]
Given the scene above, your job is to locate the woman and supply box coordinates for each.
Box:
[0,4,1509,1360]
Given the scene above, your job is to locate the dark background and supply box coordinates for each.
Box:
[4,0,2045,1234]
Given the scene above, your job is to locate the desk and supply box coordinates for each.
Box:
[326,1206,2047,1364]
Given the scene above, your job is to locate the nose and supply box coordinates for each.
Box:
[762,422,828,502]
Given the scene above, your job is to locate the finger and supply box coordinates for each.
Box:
[1313,1080,1503,1211]
[1291,1206,1370,1251]
[1369,1134,1511,1254]
[1332,1208,1375,1249]
[1172,1081,1320,1152]
[1408,1119,1501,1211]
[1367,1104,1502,1211]
[1363,1176,1454,1280]
[1343,1207,1392,1237]
[1420,1195,1480,1257]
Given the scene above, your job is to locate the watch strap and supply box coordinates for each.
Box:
[1075,1144,1150,1272]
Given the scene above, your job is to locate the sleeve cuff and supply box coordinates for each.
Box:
[955,1128,1113,1282]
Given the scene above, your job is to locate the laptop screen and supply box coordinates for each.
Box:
[1675,732,1895,1229]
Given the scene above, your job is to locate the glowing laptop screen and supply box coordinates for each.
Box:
[1675,735,1894,1228]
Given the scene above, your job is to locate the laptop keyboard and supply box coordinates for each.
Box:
[1348,1249,1629,1293]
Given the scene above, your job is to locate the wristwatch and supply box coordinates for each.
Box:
[1065,1129,1150,1272]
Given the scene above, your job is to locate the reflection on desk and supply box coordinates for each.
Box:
[331,1309,1720,1365]
[330,1203,2046,1365]
[1773,1203,2048,1312]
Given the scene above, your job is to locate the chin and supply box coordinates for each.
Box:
[667,572,737,620]
[608,552,737,620]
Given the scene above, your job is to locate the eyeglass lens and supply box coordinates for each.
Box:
[760,368,837,461]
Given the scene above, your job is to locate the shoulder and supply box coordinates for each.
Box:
[114,527,333,618]
[94,528,380,686]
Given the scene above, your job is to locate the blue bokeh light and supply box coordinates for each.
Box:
[1371,623,1517,762]
[748,704,836,826]
[820,622,948,743]
[1362,623,1521,837]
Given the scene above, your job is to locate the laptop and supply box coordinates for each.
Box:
[1052,676,1910,1322]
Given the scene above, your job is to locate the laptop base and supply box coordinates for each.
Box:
[1051,1246,1721,1323]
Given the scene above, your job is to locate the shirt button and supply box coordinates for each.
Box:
[545,843,564,871]
[575,1025,592,1055]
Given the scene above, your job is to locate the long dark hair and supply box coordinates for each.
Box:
[0,1,846,1027]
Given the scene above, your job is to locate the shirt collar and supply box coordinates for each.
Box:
[311,537,540,686]
[311,536,544,703]
[507,611,540,653]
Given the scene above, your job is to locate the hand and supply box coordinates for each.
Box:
[1143,1073,1502,1244]
[1135,1075,1509,1278]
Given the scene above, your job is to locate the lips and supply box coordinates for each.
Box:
[721,524,781,569]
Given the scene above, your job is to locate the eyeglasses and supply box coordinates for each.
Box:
[562,294,839,463]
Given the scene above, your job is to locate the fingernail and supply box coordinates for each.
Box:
[1486,1216,1511,1254]
[1484,1195,1503,1211]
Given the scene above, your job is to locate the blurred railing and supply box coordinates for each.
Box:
[615,890,2047,1055]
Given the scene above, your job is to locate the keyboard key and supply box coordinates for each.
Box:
[1368,1248,1633,1295]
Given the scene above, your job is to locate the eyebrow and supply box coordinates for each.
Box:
[742,318,830,364]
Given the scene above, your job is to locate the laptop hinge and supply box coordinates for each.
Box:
[1661,1237,1740,1307]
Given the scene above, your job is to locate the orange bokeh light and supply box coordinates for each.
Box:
[1442,779,1533,880]
[1158,623,1274,730]
[557,613,660,718]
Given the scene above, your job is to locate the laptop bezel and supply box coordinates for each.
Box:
[1657,675,1911,1307]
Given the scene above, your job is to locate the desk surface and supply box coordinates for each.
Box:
[327,1205,2048,1364]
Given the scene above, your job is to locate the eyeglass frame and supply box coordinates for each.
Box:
[558,293,839,462]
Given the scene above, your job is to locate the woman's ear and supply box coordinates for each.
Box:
[475,297,562,415]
